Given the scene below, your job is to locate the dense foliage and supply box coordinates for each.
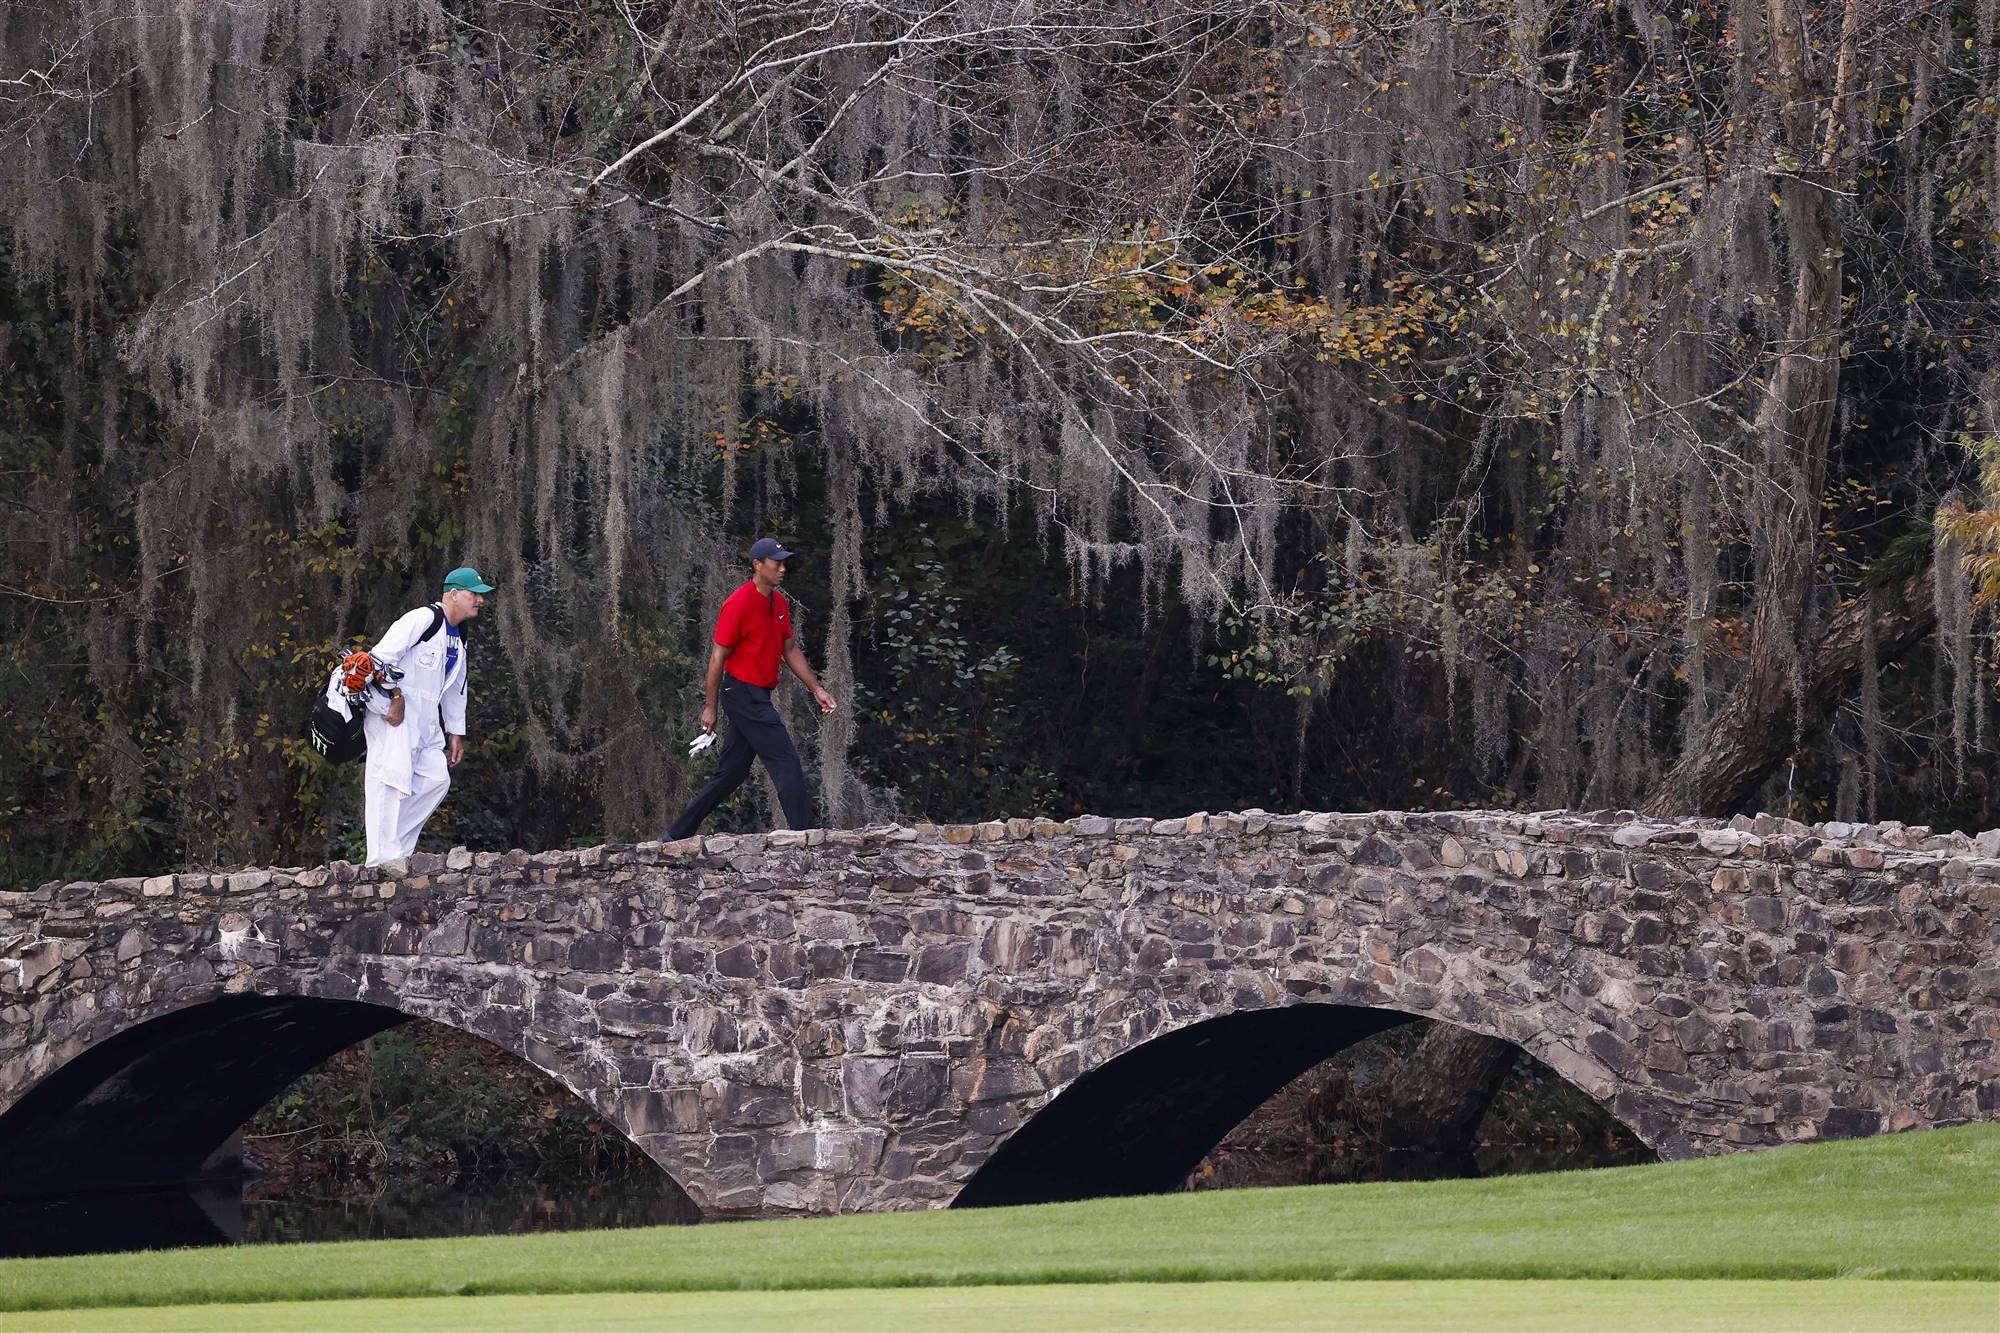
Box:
[246,1024,671,1184]
[4,1,2000,887]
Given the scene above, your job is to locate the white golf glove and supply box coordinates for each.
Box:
[688,729,718,758]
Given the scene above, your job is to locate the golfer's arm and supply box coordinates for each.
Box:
[783,640,825,694]
[704,643,731,712]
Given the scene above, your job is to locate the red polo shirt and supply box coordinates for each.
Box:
[715,580,792,688]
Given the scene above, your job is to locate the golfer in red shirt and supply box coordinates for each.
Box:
[664,537,837,839]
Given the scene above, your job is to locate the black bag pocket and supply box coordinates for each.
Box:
[308,697,367,764]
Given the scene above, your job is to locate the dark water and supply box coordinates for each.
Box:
[0,1175,698,1259]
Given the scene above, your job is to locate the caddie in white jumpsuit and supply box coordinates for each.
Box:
[362,565,493,866]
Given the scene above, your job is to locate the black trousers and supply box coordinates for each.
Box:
[665,676,811,839]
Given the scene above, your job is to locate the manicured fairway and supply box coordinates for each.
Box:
[3,1281,1996,1332]
[1,1126,1994,1320]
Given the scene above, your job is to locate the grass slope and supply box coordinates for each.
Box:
[2,1125,1994,1314]
[5,1282,1996,1333]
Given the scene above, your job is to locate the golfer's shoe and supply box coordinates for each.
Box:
[688,729,719,757]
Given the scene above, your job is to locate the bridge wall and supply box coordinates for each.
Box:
[3,809,1996,1215]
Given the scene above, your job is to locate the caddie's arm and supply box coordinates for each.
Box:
[784,640,837,715]
[366,610,424,726]
[700,643,732,733]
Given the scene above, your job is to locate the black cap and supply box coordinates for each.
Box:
[749,537,795,562]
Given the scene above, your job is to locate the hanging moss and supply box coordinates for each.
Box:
[2,1,1996,876]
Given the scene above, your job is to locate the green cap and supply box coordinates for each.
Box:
[443,566,495,594]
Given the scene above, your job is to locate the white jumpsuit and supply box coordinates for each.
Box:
[361,604,468,866]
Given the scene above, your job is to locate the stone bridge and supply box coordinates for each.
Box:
[2,809,1995,1217]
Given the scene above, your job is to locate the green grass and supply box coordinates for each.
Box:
[1,1126,1994,1315]
[4,1282,1996,1332]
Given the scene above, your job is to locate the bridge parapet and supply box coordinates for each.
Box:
[3,809,1996,1215]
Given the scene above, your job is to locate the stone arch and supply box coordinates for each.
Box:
[0,994,405,1198]
[0,993,699,1217]
[953,999,1658,1209]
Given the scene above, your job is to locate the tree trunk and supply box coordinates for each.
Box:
[1640,0,1854,819]
[1810,569,1937,700]
[1371,1022,1521,1155]
[1640,567,1936,817]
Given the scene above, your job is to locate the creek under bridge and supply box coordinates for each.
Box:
[2,809,1995,1217]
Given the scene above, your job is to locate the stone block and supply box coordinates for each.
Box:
[569,932,626,973]
[1744,896,1786,930]
[889,1057,950,1115]
[1399,947,1444,985]
[841,1057,899,1118]
[1645,1038,1689,1073]
[8,941,63,991]
[757,1131,820,1178]
[1819,1106,1883,1140]
[705,1082,793,1130]
[981,920,1039,971]
[714,942,761,979]
[851,948,910,982]
[807,944,849,978]
[951,1056,1043,1104]
[816,1127,887,1175]
[1584,1029,1642,1080]
[1674,1013,1722,1054]
[967,1103,1024,1136]
[916,943,972,985]
[421,912,472,957]
[1350,835,1401,867]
